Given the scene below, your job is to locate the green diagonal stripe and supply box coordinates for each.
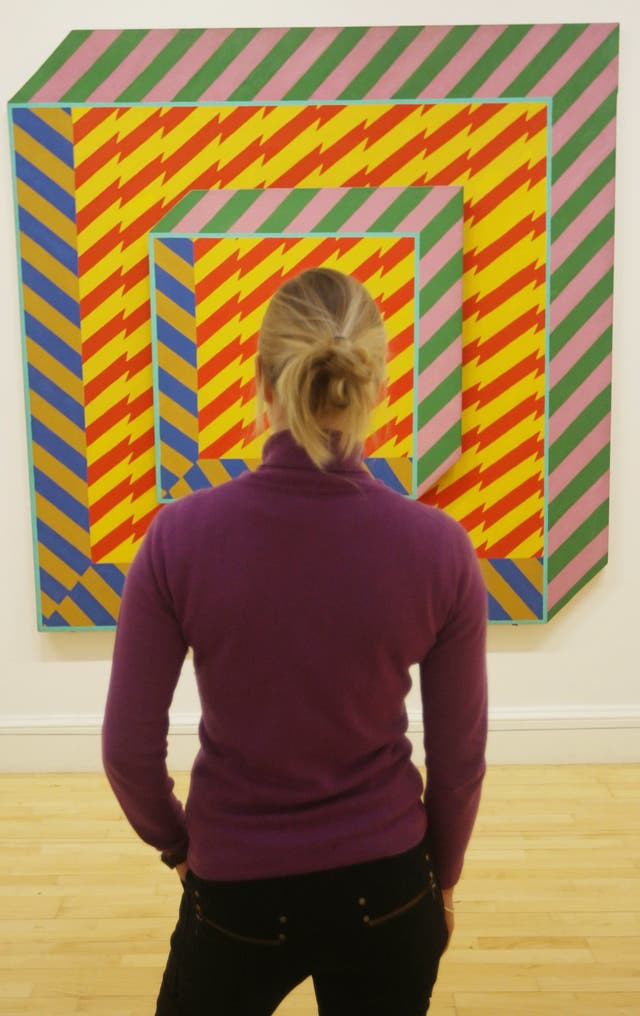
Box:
[447,25,532,97]
[418,368,461,428]
[417,192,463,256]
[551,211,614,300]
[283,27,369,100]
[552,153,616,239]
[548,444,610,529]
[552,27,619,122]
[502,23,586,98]
[547,500,609,580]
[314,189,375,231]
[393,26,477,99]
[10,30,93,102]
[419,253,461,316]
[418,422,461,484]
[369,187,430,232]
[173,28,260,101]
[419,311,462,373]
[258,189,320,231]
[553,91,617,182]
[61,30,149,102]
[201,190,262,232]
[547,555,608,618]
[337,26,424,99]
[420,312,461,377]
[549,327,611,416]
[116,30,207,102]
[548,385,610,473]
[550,270,613,355]
[230,28,314,100]
[154,192,206,232]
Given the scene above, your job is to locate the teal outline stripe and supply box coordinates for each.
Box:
[7,96,552,110]
[152,231,418,240]
[7,93,570,626]
[148,235,164,506]
[150,228,421,506]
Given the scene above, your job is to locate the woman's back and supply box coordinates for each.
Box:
[105,428,486,884]
[103,266,487,1014]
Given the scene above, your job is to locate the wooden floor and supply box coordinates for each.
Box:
[1,765,639,1015]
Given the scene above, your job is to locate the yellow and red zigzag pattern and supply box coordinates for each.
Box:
[74,101,547,565]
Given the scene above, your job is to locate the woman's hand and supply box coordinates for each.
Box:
[176,860,189,884]
[441,887,455,949]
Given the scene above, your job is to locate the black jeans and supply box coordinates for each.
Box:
[155,837,448,1016]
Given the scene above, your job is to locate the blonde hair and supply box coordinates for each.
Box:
[256,268,387,468]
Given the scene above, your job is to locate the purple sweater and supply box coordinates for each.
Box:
[103,430,487,888]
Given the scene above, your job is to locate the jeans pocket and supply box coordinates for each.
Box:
[188,878,287,948]
[365,886,431,929]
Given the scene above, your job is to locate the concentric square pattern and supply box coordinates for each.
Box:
[9,25,619,627]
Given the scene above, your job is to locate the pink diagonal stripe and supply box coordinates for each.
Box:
[548,412,611,502]
[198,28,289,100]
[550,296,613,387]
[548,528,609,608]
[548,472,610,554]
[551,179,616,266]
[418,334,462,404]
[339,188,404,231]
[87,30,178,101]
[417,393,462,457]
[310,26,397,100]
[32,30,122,101]
[396,187,461,234]
[420,281,463,343]
[532,24,615,97]
[284,189,350,232]
[417,447,461,498]
[420,25,504,97]
[552,120,616,213]
[549,354,611,444]
[253,28,342,101]
[172,192,234,234]
[231,189,292,233]
[551,238,614,329]
[143,30,233,101]
[553,58,619,154]
[364,27,450,99]
[418,224,463,291]
[475,24,559,96]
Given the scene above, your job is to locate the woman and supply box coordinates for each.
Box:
[103,267,488,1015]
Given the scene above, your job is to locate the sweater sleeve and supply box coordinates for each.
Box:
[420,525,488,889]
[102,511,189,857]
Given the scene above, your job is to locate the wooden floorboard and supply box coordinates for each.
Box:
[0,765,638,1014]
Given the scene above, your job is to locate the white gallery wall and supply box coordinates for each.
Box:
[1,0,638,771]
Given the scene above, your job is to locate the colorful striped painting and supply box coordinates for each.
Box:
[8,24,618,628]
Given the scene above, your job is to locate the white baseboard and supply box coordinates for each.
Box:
[0,708,639,772]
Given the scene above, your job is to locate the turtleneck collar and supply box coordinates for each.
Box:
[260,429,365,473]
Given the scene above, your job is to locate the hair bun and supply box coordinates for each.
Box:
[257,267,388,468]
